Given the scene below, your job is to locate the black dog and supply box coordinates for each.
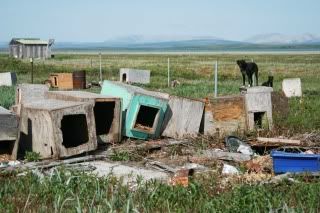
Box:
[236,60,259,87]
[262,76,273,87]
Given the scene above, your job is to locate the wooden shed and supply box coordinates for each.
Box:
[9,38,54,59]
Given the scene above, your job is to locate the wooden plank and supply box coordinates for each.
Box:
[257,137,300,145]
[211,96,245,121]
[0,154,106,172]
[16,84,49,105]
[191,150,251,162]
[161,96,205,139]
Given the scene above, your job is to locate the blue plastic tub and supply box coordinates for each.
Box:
[271,150,320,174]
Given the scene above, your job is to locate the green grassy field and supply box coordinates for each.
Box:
[1,53,320,131]
[0,53,320,212]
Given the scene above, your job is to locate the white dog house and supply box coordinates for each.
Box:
[282,78,302,98]
[119,68,150,84]
[0,72,17,86]
[244,86,273,130]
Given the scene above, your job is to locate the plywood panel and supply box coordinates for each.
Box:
[203,95,246,136]
[161,96,205,139]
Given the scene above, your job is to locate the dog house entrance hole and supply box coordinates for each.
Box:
[0,140,15,156]
[61,114,89,148]
[94,101,115,136]
[122,73,127,82]
[134,105,160,133]
[254,112,267,129]
[53,76,58,86]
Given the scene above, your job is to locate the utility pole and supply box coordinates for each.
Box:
[214,61,218,98]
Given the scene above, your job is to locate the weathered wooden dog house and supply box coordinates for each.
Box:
[45,91,122,143]
[202,86,274,135]
[17,99,97,159]
[0,106,18,160]
[49,73,73,90]
[101,81,168,140]
[48,71,86,90]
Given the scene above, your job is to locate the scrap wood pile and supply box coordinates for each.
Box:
[0,79,319,187]
[2,134,318,187]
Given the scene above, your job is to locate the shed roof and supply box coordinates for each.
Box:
[10,38,51,45]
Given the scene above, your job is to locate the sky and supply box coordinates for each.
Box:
[0,0,319,42]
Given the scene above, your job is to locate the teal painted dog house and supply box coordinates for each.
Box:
[101,81,168,140]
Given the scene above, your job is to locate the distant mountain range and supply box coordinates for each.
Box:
[1,33,320,51]
[245,33,320,44]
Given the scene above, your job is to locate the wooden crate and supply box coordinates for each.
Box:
[49,73,73,90]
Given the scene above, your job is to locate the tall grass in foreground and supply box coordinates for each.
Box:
[0,169,319,212]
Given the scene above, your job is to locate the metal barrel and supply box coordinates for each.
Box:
[72,70,86,89]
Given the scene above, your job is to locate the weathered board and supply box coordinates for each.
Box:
[15,84,49,105]
[14,84,50,116]
[203,95,246,136]
[161,96,205,139]
[0,106,18,141]
[196,150,251,162]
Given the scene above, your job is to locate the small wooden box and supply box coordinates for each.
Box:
[49,73,73,90]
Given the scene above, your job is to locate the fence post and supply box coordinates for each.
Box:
[30,58,34,84]
[168,58,170,87]
[99,53,102,83]
[251,58,256,86]
[214,61,218,98]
